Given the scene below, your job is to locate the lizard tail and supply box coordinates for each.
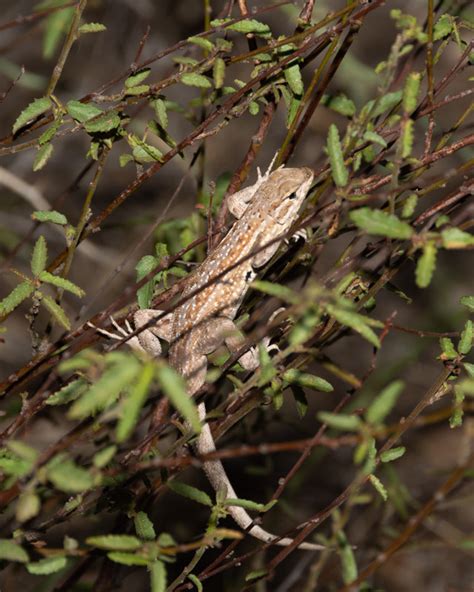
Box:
[196,404,323,551]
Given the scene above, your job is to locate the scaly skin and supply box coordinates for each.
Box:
[128,166,321,549]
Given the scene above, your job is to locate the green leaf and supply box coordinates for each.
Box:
[326,303,381,348]
[132,143,162,163]
[38,271,85,297]
[157,533,176,548]
[401,118,415,158]
[151,98,168,129]
[33,142,54,172]
[210,18,232,27]
[150,560,167,592]
[12,96,52,134]
[0,282,35,315]
[450,386,465,428]
[47,456,94,493]
[180,73,212,88]
[134,511,156,541]
[460,295,474,312]
[402,193,418,218]
[213,57,226,89]
[168,481,213,506]
[46,378,88,406]
[124,84,149,96]
[464,362,474,379]
[380,446,406,463]
[93,445,117,469]
[0,453,33,477]
[125,68,151,88]
[69,357,141,419]
[58,349,101,373]
[116,362,155,442]
[135,254,160,309]
[42,6,74,59]
[363,130,387,148]
[289,308,320,346]
[415,241,437,288]
[368,474,387,501]
[66,100,103,123]
[366,380,404,425]
[327,124,348,187]
[283,369,333,392]
[251,279,298,304]
[156,364,201,433]
[337,531,357,584]
[0,539,29,563]
[39,118,62,145]
[40,294,71,330]
[119,153,134,167]
[249,101,259,115]
[16,491,41,523]
[317,411,362,431]
[32,210,68,225]
[458,320,473,355]
[7,440,38,462]
[31,235,47,276]
[107,551,150,565]
[216,38,233,51]
[441,228,474,249]
[86,535,142,551]
[439,337,457,360]
[78,22,107,34]
[434,14,453,41]
[174,56,198,66]
[284,63,303,95]
[108,552,149,566]
[371,90,402,118]
[402,72,421,113]
[325,94,356,117]
[226,19,270,35]
[84,111,121,133]
[187,35,214,51]
[27,555,68,575]
[350,207,413,239]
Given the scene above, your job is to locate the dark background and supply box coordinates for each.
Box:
[0,1,473,591]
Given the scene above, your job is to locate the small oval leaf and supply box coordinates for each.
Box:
[349,207,413,239]
[327,124,348,187]
[31,235,47,276]
[13,97,52,134]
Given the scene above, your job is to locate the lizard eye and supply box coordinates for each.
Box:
[288,191,297,200]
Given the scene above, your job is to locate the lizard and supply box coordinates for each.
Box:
[107,164,320,550]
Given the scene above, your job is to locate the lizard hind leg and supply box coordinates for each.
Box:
[132,309,174,356]
[191,317,323,550]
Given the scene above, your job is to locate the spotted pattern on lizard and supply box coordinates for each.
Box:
[123,165,320,550]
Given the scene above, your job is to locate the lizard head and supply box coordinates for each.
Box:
[267,166,314,226]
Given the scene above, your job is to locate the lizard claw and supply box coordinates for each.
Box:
[88,316,134,342]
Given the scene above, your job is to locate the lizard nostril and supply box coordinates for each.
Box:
[288,192,297,200]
